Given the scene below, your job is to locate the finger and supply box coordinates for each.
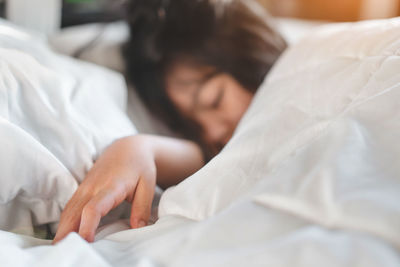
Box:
[53,191,92,244]
[79,188,126,242]
[130,177,155,229]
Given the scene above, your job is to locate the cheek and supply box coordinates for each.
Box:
[224,88,253,128]
[166,88,194,115]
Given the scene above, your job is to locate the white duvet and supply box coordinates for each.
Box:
[0,19,135,235]
[1,17,400,267]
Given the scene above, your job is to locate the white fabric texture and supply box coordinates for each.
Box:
[159,17,400,248]
[0,17,400,267]
[48,22,179,136]
[49,22,129,73]
[0,19,136,235]
[275,17,327,44]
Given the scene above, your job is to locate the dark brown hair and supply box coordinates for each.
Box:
[123,0,287,157]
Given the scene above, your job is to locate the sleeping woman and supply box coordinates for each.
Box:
[53,0,287,243]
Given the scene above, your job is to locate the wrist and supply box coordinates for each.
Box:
[113,134,157,176]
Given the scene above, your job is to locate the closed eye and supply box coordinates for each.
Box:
[210,87,224,109]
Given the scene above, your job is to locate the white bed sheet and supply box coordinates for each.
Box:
[0,18,136,235]
[0,17,400,267]
[1,201,399,267]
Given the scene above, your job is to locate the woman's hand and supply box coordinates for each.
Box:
[53,134,204,244]
[53,136,157,243]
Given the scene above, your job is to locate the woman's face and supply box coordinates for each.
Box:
[165,62,254,151]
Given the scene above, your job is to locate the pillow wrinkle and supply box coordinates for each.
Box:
[159,18,400,249]
[0,19,136,233]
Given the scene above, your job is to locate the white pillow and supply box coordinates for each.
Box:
[49,22,174,136]
[159,18,400,247]
[49,22,129,73]
[275,18,327,45]
[0,19,136,235]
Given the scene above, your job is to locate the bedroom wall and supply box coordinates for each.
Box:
[359,0,400,19]
[6,0,62,34]
[260,0,400,21]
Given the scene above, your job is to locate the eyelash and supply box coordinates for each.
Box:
[211,87,224,109]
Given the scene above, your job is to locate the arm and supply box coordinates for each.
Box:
[144,134,204,189]
[53,134,204,243]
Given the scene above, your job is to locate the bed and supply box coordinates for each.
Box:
[0,16,399,267]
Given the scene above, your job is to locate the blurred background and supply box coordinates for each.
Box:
[260,0,400,21]
[0,0,399,34]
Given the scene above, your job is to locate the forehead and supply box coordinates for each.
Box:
[165,61,215,88]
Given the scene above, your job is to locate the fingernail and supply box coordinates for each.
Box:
[138,220,147,228]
